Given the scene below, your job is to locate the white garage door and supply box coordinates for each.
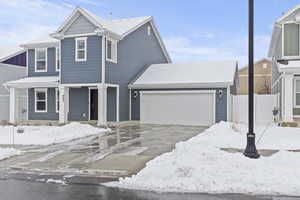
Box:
[140,90,215,126]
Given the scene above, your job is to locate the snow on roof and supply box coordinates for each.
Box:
[81,8,151,37]
[277,60,300,72]
[0,46,25,62]
[21,35,59,47]
[5,76,59,88]
[131,61,237,88]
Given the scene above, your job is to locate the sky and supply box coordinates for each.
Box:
[0,0,299,66]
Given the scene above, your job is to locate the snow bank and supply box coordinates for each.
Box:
[106,122,300,195]
[0,148,21,160]
[0,122,108,145]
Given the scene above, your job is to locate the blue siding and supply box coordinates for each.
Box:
[131,88,228,123]
[61,36,102,84]
[2,52,26,67]
[68,88,89,121]
[28,88,58,120]
[107,87,117,121]
[28,48,59,77]
[106,23,169,121]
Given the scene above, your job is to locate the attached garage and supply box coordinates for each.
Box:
[129,61,238,126]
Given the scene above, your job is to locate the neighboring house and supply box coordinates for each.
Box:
[0,46,26,66]
[5,7,171,125]
[129,61,238,126]
[269,3,300,122]
[0,46,27,122]
[238,58,272,95]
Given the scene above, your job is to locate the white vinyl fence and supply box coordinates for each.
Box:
[0,95,27,123]
[232,94,278,124]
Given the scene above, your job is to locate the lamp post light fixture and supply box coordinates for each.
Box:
[244,0,260,159]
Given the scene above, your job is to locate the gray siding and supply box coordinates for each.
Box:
[65,14,96,36]
[61,36,102,84]
[28,88,58,120]
[68,88,89,121]
[106,22,169,121]
[131,88,228,123]
[28,48,59,77]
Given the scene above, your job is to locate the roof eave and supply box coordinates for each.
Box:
[0,49,26,62]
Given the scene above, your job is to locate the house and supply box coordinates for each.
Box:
[4,7,170,125]
[129,61,238,126]
[238,58,272,95]
[0,46,26,66]
[0,46,27,122]
[4,7,238,127]
[269,3,300,122]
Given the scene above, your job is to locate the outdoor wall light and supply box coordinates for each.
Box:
[133,91,138,98]
[218,90,223,99]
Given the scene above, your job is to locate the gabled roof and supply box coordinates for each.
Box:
[129,61,238,89]
[0,46,25,62]
[51,7,171,62]
[276,3,300,23]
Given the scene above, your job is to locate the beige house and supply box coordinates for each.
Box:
[238,58,272,95]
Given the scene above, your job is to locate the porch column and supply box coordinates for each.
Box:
[59,86,69,124]
[9,87,16,124]
[282,74,293,122]
[97,84,107,126]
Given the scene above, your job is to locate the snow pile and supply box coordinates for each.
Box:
[0,148,21,160]
[106,122,300,195]
[0,122,108,145]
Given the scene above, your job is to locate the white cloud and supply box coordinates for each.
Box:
[164,34,271,67]
[0,0,73,45]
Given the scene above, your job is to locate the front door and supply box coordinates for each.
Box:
[90,89,98,120]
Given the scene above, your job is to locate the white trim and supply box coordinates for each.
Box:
[227,86,231,122]
[55,88,59,113]
[26,49,28,76]
[55,47,60,72]
[129,82,233,89]
[9,87,16,124]
[276,4,300,23]
[147,25,151,36]
[35,48,48,72]
[106,37,117,63]
[75,37,87,62]
[102,36,106,83]
[61,83,99,87]
[239,74,272,77]
[129,89,132,121]
[34,88,48,113]
[294,77,300,108]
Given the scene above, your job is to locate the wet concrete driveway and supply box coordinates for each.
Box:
[0,123,206,179]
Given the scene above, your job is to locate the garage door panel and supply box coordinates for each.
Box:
[140,91,215,126]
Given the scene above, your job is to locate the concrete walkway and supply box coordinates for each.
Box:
[0,124,205,178]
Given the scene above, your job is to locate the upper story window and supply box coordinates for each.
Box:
[106,38,117,63]
[75,37,87,62]
[35,48,47,72]
[56,47,60,71]
[295,78,300,108]
[283,23,300,57]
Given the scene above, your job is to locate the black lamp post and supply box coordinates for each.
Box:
[244,0,260,159]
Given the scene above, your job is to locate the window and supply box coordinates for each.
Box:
[55,88,59,113]
[263,63,267,69]
[75,37,87,61]
[56,47,60,71]
[106,38,117,63]
[147,25,151,36]
[35,48,47,72]
[35,89,47,112]
[284,23,300,57]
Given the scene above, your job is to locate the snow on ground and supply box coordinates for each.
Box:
[106,122,300,195]
[0,122,108,145]
[0,148,21,160]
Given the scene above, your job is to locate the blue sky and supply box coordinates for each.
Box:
[0,0,299,66]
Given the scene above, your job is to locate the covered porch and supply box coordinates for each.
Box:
[4,76,119,126]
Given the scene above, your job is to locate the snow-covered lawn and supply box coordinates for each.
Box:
[106,122,300,196]
[0,122,108,145]
[0,148,21,160]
